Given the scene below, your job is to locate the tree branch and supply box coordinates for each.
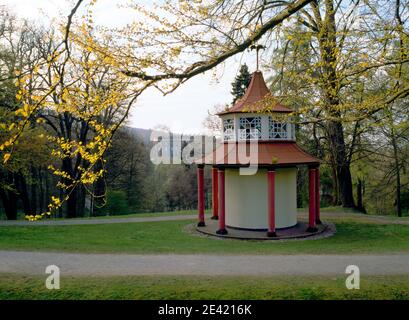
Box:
[124,0,313,81]
[64,0,84,55]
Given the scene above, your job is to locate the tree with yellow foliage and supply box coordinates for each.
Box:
[1,0,408,217]
[1,4,146,219]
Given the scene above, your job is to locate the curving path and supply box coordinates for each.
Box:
[1,211,408,227]
[0,214,198,226]
[0,250,408,276]
[1,212,408,276]
[0,211,409,227]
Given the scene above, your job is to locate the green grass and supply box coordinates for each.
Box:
[320,206,361,213]
[2,206,406,221]
[0,209,205,221]
[1,273,408,300]
[1,218,409,254]
[93,209,201,219]
[32,209,201,221]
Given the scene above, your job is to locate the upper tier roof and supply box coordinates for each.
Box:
[197,141,320,167]
[218,71,292,115]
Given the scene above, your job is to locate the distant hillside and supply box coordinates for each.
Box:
[123,126,215,145]
[123,127,154,145]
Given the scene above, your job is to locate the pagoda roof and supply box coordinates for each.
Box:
[197,141,320,167]
[218,71,292,115]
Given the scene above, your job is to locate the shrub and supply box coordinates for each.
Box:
[107,190,131,216]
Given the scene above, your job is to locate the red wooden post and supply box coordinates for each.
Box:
[197,165,205,227]
[315,166,322,224]
[308,167,318,232]
[211,166,219,220]
[267,169,277,237]
[216,168,227,235]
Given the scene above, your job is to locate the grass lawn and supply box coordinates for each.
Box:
[0,216,409,254]
[0,209,208,221]
[1,273,408,300]
[52,209,206,220]
[2,207,407,221]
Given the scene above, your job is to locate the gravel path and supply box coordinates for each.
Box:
[1,213,408,276]
[0,251,408,276]
[1,211,408,227]
[0,215,198,226]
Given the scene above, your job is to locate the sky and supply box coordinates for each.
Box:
[1,0,260,134]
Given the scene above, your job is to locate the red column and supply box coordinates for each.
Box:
[315,167,322,224]
[211,167,219,220]
[197,165,205,227]
[267,169,277,237]
[216,168,227,235]
[308,167,318,232]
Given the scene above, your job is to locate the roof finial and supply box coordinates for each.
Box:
[250,44,265,71]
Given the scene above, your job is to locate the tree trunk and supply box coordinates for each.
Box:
[0,188,18,220]
[318,0,355,208]
[38,167,44,213]
[66,186,78,218]
[392,0,404,217]
[127,152,135,204]
[77,184,86,217]
[390,124,402,217]
[92,160,106,216]
[327,120,355,208]
[395,165,402,217]
[16,173,33,215]
[62,158,78,218]
[45,168,52,214]
[30,166,37,215]
[356,178,366,213]
[338,161,355,208]
[58,187,63,218]
[0,171,18,219]
[329,156,339,205]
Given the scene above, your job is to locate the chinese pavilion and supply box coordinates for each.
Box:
[196,69,323,239]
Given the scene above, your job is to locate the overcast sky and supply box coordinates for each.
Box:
[1,0,263,134]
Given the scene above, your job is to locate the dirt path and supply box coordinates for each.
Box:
[0,214,198,226]
[1,213,408,276]
[1,211,408,227]
[0,251,408,276]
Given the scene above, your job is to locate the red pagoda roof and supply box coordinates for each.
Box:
[218,71,292,115]
[198,141,320,167]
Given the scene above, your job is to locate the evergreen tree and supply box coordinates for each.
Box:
[231,64,251,104]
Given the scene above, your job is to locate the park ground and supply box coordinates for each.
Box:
[1,207,409,299]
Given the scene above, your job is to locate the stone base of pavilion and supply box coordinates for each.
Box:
[196,219,332,240]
